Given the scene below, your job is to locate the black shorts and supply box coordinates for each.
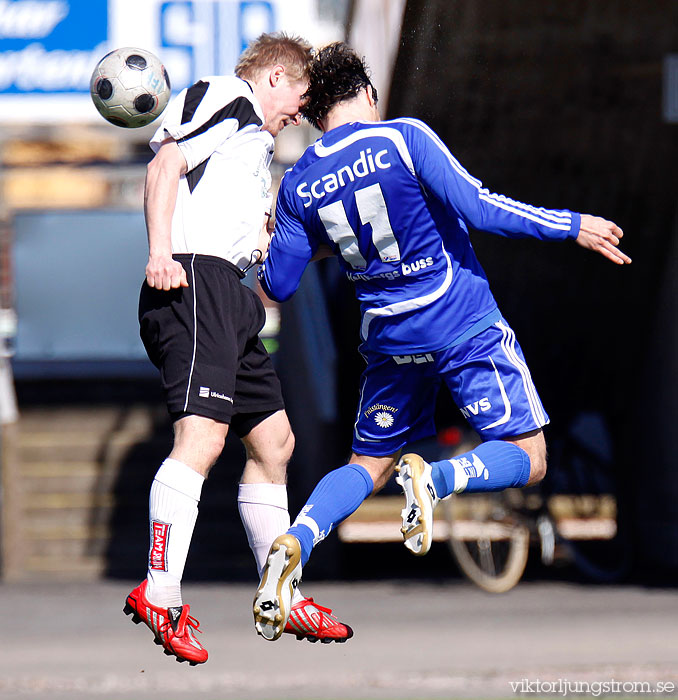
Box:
[139,254,284,434]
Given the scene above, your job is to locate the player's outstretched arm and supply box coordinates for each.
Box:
[576,214,631,265]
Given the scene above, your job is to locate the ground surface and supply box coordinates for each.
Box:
[1,579,676,700]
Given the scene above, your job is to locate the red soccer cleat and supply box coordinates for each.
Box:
[283,597,354,643]
[123,580,208,665]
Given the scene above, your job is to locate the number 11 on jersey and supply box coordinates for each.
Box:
[318,183,401,271]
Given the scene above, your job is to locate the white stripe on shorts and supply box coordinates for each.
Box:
[496,320,547,428]
[183,254,198,412]
[480,356,512,431]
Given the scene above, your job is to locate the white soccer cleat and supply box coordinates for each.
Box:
[395,453,439,556]
[253,534,302,641]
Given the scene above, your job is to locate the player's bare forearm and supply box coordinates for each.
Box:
[144,140,189,290]
[575,214,632,265]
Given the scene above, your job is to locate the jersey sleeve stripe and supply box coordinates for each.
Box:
[479,191,572,225]
[178,96,262,143]
[478,194,572,231]
[181,80,210,124]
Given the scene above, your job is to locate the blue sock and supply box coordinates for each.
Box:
[431,441,531,498]
[288,464,374,566]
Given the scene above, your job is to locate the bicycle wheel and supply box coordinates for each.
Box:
[443,491,530,593]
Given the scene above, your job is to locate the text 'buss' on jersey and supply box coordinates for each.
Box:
[296,148,392,208]
[345,256,435,282]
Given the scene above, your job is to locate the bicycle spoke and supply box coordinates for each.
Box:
[478,539,496,575]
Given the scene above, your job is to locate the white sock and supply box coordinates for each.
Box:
[146,458,205,608]
[237,482,305,605]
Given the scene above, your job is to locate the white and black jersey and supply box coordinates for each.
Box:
[150,76,274,269]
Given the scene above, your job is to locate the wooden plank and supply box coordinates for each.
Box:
[20,473,121,495]
[29,537,110,558]
[1,422,24,581]
[22,493,115,509]
[23,556,106,580]
[24,523,111,540]
[18,432,160,463]
[20,508,116,529]
[20,461,110,477]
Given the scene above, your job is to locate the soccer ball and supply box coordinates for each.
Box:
[90,47,171,128]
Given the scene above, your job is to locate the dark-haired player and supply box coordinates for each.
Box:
[253,42,631,641]
[125,34,352,666]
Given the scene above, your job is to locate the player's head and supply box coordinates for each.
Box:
[301,42,378,131]
[236,32,313,137]
[235,32,312,83]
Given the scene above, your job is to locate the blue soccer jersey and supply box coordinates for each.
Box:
[259,118,580,354]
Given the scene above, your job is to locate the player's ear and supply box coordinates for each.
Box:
[269,64,285,87]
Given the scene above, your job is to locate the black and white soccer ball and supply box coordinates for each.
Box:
[90,47,171,128]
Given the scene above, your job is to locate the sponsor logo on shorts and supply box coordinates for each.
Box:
[365,403,398,418]
[149,520,171,571]
[364,403,398,429]
[460,397,492,418]
[210,391,233,402]
[393,353,434,365]
[373,411,394,428]
[198,386,233,403]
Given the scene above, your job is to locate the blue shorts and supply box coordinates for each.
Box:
[352,318,549,456]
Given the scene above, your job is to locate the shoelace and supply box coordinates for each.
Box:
[159,613,203,639]
[293,598,339,629]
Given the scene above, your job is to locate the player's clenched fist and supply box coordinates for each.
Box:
[145,255,189,290]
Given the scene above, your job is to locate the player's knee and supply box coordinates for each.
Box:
[188,432,226,475]
[267,422,294,465]
[527,452,547,485]
[171,416,228,475]
[349,453,398,493]
[253,428,295,479]
[508,429,547,486]
[204,431,228,463]
[525,438,547,485]
[372,464,395,492]
[277,427,295,466]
